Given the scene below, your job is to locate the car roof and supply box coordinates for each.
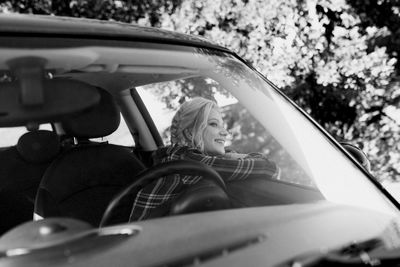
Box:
[0,14,229,52]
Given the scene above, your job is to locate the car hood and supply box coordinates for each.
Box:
[0,201,399,267]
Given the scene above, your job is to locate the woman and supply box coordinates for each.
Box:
[129,97,279,221]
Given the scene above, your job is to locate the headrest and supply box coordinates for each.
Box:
[61,89,120,138]
[17,130,61,163]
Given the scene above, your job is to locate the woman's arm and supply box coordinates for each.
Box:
[224,152,247,159]
[183,149,279,181]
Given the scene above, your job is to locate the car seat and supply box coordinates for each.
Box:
[34,88,146,226]
[0,130,60,233]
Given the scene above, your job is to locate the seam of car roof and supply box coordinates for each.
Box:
[0,31,231,53]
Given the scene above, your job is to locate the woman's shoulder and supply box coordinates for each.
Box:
[157,144,197,154]
[153,144,203,164]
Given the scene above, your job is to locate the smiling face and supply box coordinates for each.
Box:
[202,108,228,156]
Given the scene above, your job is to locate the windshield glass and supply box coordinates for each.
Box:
[134,46,397,216]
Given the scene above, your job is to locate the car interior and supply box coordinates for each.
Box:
[0,83,324,235]
[0,46,326,236]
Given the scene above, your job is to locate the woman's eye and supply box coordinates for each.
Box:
[209,122,218,127]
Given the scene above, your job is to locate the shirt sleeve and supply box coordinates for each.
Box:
[182,148,279,181]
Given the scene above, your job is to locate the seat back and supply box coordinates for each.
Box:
[35,89,145,226]
[0,130,60,233]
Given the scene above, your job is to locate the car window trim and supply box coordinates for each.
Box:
[129,88,164,148]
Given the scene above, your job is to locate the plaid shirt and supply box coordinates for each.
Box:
[129,144,279,221]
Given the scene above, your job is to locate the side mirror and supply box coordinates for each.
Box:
[340,142,371,172]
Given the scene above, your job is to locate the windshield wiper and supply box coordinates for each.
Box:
[277,238,400,266]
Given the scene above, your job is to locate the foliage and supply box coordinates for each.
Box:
[0,0,181,25]
[347,0,400,72]
[342,0,400,181]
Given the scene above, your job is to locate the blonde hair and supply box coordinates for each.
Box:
[170,97,218,151]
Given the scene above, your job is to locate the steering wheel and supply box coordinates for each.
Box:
[99,160,228,227]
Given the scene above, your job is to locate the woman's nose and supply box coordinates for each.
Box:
[219,128,229,136]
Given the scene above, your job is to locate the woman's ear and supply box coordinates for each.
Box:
[183,128,193,140]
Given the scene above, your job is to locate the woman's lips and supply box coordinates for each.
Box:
[215,138,225,144]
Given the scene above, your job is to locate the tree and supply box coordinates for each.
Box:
[0,0,182,25]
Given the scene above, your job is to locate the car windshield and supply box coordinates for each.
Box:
[3,16,400,267]
[126,46,397,215]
